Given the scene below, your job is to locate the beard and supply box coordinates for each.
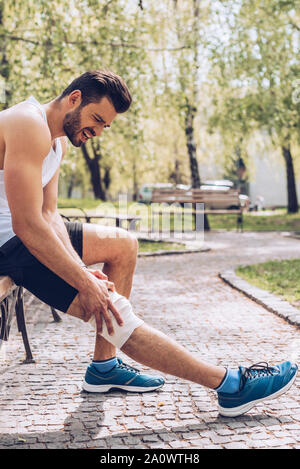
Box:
[63,106,83,147]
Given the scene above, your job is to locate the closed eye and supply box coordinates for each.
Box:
[94,116,110,128]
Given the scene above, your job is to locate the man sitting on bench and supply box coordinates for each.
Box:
[0,69,297,417]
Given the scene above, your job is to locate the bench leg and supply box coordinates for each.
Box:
[0,297,12,342]
[129,219,137,231]
[50,307,62,323]
[237,213,243,233]
[15,287,35,364]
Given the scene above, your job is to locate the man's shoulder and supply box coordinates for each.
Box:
[3,102,51,155]
[4,100,50,132]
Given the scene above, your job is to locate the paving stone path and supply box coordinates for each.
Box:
[0,231,300,449]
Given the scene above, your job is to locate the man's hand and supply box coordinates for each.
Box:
[77,270,123,335]
[87,269,115,292]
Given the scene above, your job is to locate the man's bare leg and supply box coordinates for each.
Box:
[121,324,226,389]
[66,295,226,390]
[81,223,138,361]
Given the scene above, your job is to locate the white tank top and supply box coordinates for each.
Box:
[0,96,62,247]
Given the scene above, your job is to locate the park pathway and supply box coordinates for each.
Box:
[0,231,300,449]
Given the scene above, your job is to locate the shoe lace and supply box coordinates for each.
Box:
[239,362,279,391]
[117,359,140,374]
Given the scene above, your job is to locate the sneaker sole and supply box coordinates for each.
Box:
[218,366,298,417]
[82,381,164,393]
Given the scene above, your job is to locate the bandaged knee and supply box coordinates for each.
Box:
[88,291,144,348]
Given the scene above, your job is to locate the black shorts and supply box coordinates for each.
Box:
[0,222,83,313]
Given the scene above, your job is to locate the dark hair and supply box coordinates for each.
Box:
[58,70,132,113]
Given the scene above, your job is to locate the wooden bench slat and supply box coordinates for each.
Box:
[151,188,242,208]
[151,187,244,233]
[152,199,241,204]
[153,209,241,214]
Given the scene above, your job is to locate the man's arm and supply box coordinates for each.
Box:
[4,115,89,290]
[3,111,122,333]
[42,139,113,287]
[41,137,86,267]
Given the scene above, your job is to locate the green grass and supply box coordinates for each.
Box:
[209,211,300,231]
[236,259,300,309]
[138,240,186,253]
[58,198,300,232]
[58,198,104,209]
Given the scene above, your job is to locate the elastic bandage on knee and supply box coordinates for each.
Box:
[88,291,144,348]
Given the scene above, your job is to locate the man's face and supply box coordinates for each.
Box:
[63,95,117,147]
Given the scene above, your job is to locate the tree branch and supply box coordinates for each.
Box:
[288,15,300,31]
[0,33,190,52]
[102,0,116,15]
[0,34,39,45]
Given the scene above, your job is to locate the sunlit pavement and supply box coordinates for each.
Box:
[0,231,299,449]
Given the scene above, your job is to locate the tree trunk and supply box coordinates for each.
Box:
[282,145,298,213]
[81,143,106,200]
[0,1,11,109]
[132,159,138,202]
[169,158,183,186]
[184,102,210,230]
[89,157,106,200]
[184,103,200,189]
[104,167,111,190]
[103,167,111,200]
[67,174,75,198]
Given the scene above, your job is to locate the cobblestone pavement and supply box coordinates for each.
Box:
[0,231,300,449]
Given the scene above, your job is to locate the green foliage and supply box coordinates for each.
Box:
[1,0,299,201]
[0,0,157,197]
[208,0,300,147]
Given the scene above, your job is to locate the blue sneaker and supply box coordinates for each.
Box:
[218,361,298,417]
[82,358,165,393]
